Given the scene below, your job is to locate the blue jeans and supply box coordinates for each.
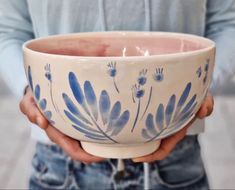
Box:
[29,135,209,190]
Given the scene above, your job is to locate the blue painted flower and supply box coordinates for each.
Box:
[131,68,149,132]
[132,84,145,99]
[107,62,119,93]
[63,72,130,143]
[196,67,202,78]
[138,69,147,86]
[27,66,54,124]
[44,63,52,82]
[142,82,197,141]
[43,63,60,114]
[153,68,164,82]
[107,62,117,77]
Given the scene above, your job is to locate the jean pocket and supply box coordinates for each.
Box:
[30,154,71,190]
[152,136,206,188]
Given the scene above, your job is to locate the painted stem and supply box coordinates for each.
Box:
[50,83,59,112]
[131,98,141,132]
[113,78,119,93]
[140,86,152,120]
[50,83,68,124]
[89,116,118,143]
[146,125,176,142]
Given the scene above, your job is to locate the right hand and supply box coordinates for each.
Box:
[20,87,105,164]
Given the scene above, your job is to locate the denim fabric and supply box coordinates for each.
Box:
[29,135,209,190]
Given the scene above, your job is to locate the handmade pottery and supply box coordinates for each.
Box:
[23,32,215,158]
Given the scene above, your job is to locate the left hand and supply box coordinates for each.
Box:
[132,93,214,163]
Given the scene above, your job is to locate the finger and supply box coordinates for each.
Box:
[197,94,214,119]
[133,127,187,162]
[19,90,48,129]
[133,118,195,163]
[45,126,105,163]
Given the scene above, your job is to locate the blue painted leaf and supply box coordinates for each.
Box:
[109,102,121,121]
[111,110,130,136]
[180,95,197,117]
[177,83,191,108]
[64,110,98,133]
[69,72,90,115]
[156,104,164,131]
[165,95,176,126]
[146,114,157,135]
[84,81,98,121]
[34,85,40,101]
[28,66,34,91]
[85,135,108,141]
[142,129,152,139]
[99,90,110,125]
[174,83,192,119]
[71,125,105,139]
[39,99,47,111]
[106,102,121,133]
[172,111,196,134]
[179,102,197,122]
[44,111,52,120]
[63,93,92,125]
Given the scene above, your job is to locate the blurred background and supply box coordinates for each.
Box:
[0,75,235,189]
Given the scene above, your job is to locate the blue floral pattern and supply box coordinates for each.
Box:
[142,82,197,142]
[131,69,149,132]
[63,72,130,142]
[196,67,202,78]
[153,68,164,82]
[44,63,59,113]
[107,62,119,93]
[27,66,54,124]
[203,60,209,84]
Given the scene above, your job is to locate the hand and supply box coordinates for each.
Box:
[20,87,105,164]
[132,93,214,163]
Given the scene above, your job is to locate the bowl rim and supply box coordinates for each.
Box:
[23,31,215,60]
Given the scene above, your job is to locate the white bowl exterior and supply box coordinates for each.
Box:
[23,34,215,146]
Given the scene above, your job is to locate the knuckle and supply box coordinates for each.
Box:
[28,112,36,123]
[19,100,26,113]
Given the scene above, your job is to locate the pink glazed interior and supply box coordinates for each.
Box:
[27,33,211,57]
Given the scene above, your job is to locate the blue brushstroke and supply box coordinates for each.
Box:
[131,99,141,132]
[84,81,98,120]
[146,114,157,135]
[39,99,47,111]
[110,110,130,136]
[63,93,92,125]
[69,72,90,115]
[156,104,164,131]
[99,90,110,125]
[28,66,34,91]
[64,110,98,133]
[34,85,40,101]
[140,86,153,120]
[165,95,176,126]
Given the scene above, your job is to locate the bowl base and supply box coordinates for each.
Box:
[81,141,161,159]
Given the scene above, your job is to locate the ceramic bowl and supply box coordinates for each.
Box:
[23,32,215,158]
